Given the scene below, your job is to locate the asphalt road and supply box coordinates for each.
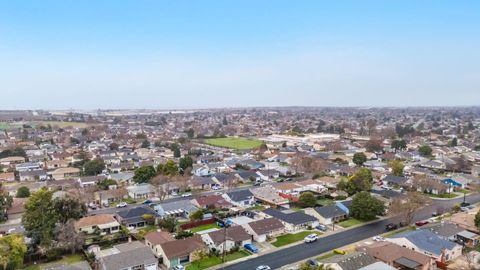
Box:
[224,193,480,270]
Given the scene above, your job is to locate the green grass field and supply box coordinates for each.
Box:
[272,231,321,247]
[186,250,250,270]
[337,218,366,228]
[204,137,263,150]
[190,223,221,233]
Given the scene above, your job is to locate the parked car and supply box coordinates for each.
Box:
[372,236,385,241]
[256,266,271,270]
[88,203,97,210]
[170,192,178,196]
[102,202,110,207]
[181,193,192,197]
[212,185,221,190]
[173,265,185,270]
[385,223,398,231]
[244,243,259,253]
[461,202,471,207]
[415,220,429,227]
[306,259,318,267]
[315,224,328,232]
[142,199,153,205]
[117,202,128,208]
[304,234,318,243]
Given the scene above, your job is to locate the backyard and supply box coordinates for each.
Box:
[204,137,263,150]
[23,254,84,270]
[190,223,221,233]
[186,250,250,270]
[271,231,321,247]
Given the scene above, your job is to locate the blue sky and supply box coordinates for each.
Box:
[1,1,479,109]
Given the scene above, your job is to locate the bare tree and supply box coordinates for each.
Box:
[56,219,85,254]
[389,192,430,225]
[151,175,169,201]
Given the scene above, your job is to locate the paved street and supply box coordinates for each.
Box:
[223,193,480,270]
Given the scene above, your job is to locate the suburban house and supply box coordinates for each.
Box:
[19,170,48,181]
[322,252,377,270]
[156,236,206,269]
[78,176,105,188]
[0,172,15,182]
[153,199,198,219]
[15,162,41,172]
[224,189,255,208]
[75,214,121,235]
[6,198,26,220]
[242,218,285,242]
[386,229,462,261]
[115,206,158,229]
[190,176,217,190]
[250,186,289,208]
[93,241,157,270]
[144,231,175,257]
[305,205,348,225]
[201,226,252,253]
[262,208,319,231]
[0,156,26,166]
[256,169,280,181]
[382,174,409,188]
[49,167,80,180]
[127,183,154,199]
[94,188,127,206]
[358,241,434,270]
[193,194,232,209]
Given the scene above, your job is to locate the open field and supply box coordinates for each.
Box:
[204,137,263,150]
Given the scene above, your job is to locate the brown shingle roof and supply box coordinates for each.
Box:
[74,214,118,229]
[145,231,175,245]
[247,218,284,235]
[360,241,431,267]
[207,226,251,245]
[161,236,205,259]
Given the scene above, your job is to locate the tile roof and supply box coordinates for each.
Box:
[247,218,284,235]
[75,214,118,229]
[207,226,251,246]
[144,231,175,245]
[160,236,205,259]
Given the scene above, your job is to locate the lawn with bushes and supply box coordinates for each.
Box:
[272,231,321,247]
[186,250,250,270]
[190,223,221,233]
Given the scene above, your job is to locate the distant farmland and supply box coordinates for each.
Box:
[204,137,263,150]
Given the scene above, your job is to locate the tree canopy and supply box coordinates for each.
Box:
[179,156,193,173]
[342,168,373,195]
[352,152,367,166]
[391,139,407,151]
[16,186,30,198]
[0,187,13,223]
[22,188,57,248]
[388,160,404,176]
[350,191,385,221]
[297,192,317,208]
[0,234,27,270]
[133,165,157,183]
[418,145,433,157]
[83,158,105,176]
[157,160,179,176]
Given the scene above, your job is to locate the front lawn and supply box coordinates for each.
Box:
[317,198,335,206]
[186,250,250,270]
[204,137,263,150]
[272,231,321,247]
[337,218,366,228]
[429,193,459,199]
[190,223,220,233]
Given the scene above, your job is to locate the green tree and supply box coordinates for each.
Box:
[83,158,105,176]
[135,133,147,140]
[450,137,458,147]
[141,139,150,148]
[222,116,228,125]
[0,234,27,270]
[0,187,13,223]
[365,139,383,153]
[186,128,195,139]
[173,148,181,158]
[352,152,367,166]
[22,188,58,248]
[0,147,27,159]
[418,145,433,157]
[133,165,157,183]
[350,191,385,221]
[189,209,204,221]
[16,186,30,198]
[297,192,317,208]
[388,160,404,176]
[54,196,87,224]
[391,139,407,151]
[345,168,373,195]
[157,160,179,176]
[179,156,193,172]
[159,217,177,233]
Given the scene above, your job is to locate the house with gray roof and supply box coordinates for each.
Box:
[322,252,377,270]
[96,241,157,270]
[263,208,319,231]
[153,199,198,219]
[224,189,255,207]
[387,229,462,261]
[305,205,348,225]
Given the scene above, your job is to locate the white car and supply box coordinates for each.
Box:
[170,192,178,196]
[181,193,192,197]
[117,202,128,208]
[372,236,385,241]
[212,185,221,190]
[256,266,271,270]
[304,234,318,243]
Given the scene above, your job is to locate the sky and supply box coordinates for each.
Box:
[0,1,479,110]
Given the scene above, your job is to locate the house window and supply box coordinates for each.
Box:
[132,265,143,270]
[179,255,190,264]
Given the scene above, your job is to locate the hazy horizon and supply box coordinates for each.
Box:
[1,1,479,110]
